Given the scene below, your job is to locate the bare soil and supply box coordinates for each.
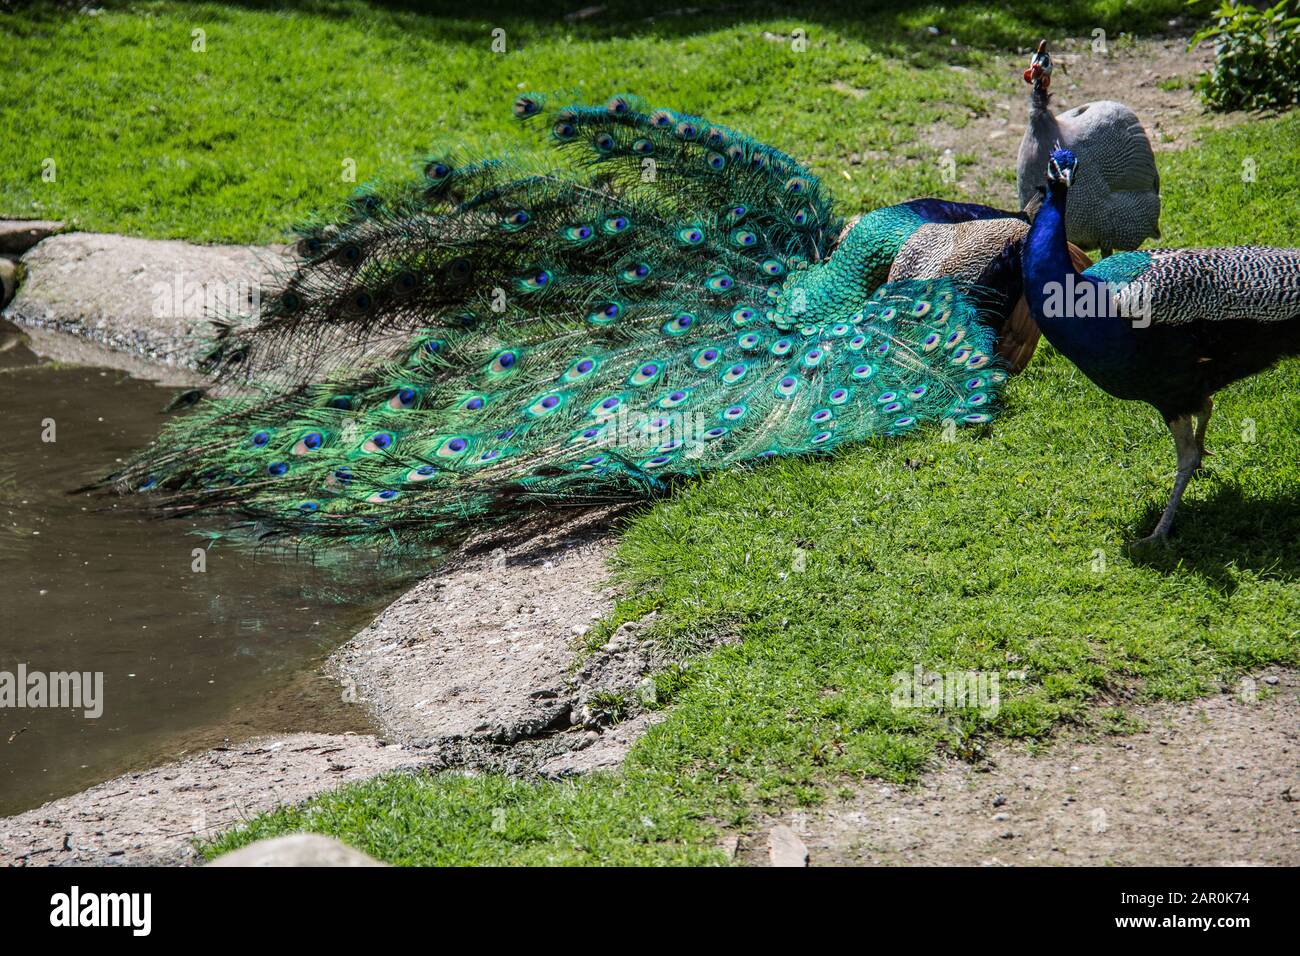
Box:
[740,670,1300,866]
[935,34,1239,209]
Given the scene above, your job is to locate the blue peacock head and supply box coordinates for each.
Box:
[1046,148,1077,189]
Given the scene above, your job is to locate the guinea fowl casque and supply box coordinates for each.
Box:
[108,94,1041,554]
[1022,148,1300,543]
[1017,40,1161,256]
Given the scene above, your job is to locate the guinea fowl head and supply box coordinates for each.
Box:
[1046,148,1077,190]
[1023,39,1052,89]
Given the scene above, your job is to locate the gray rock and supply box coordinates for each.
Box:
[0,219,65,255]
[767,825,809,867]
[3,231,287,371]
[207,834,386,867]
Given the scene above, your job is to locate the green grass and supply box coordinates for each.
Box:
[4,0,1185,242]
[9,1,1295,865]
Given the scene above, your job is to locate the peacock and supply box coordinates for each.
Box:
[1022,148,1300,543]
[106,94,1032,553]
[1018,40,1161,257]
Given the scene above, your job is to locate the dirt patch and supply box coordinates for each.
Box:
[934,34,1238,209]
[739,670,1300,866]
[0,733,419,866]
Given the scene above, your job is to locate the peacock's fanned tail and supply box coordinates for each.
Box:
[109,95,1006,551]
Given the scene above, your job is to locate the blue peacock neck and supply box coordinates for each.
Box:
[1023,183,1131,360]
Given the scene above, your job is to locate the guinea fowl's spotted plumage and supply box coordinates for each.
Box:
[1016,41,1160,253]
[109,95,1009,551]
[1023,148,1300,541]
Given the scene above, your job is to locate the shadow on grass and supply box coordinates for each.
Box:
[1127,482,1300,590]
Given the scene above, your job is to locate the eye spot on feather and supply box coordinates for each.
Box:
[966,392,989,406]
[632,138,654,155]
[811,431,833,445]
[563,224,594,243]
[727,204,747,221]
[785,176,810,194]
[774,375,799,398]
[675,120,699,140]
[811,409,832,423]
[363,431,395,454]
[389,388,418,410]
[591,395,622,418]
[852,364,874,380]
[650,109,675,128]
[629,362,662,386]
[877,392,897,404]
[297,501,319,513]
[770,338,793,357]
[580,454,609,470]
[267,461,289,476]
[367,489,400,503]
[912,299,931,317]
[563,357,599,382]
[659,389,690,408]
[738,333,762,350]
[518,269,552,292]
[424,161,451,182]
[436,436,470,457]
[732,306,756,326]
[802,348,823,369]
[677,227,705,246]
[280,290,303,313]
[722,404,746,421]
[848,335,867,351]
[705,151,726,170]
[250,430,271,448]
[761,259,785,277]
[293,431,324,455]
[944,329,965,350]
[513,95,541,117]
[619,262,652,284]
[553,120,577,140]
[501,210,531,231]
[829,388,850,405]
[603,215,630,233]
[693,347,721,370]
[721,362,748,385]
[663,311,695,336]
[330,467,353,487]
[922,332,942,352]
[731,229,757,247]
[588,301,622,325]
[462,395,486,411]
[488,350,518,375]
[966,353,990,369]
[527,393,565,416]
[406,464,437,482]
[606,95,631,115]
[909,385,928,399]
[883,402,903,413]
[963,413,992,424]
[894,417,916,428]
[594,132,616,152]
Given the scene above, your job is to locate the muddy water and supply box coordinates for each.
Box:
[0,329,423,815]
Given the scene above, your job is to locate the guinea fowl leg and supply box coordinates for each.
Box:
[1194,396,1214,457]
[1136,415,1202,545]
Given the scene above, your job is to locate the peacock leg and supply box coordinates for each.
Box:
[1194,396,1214,457]
[1136,415,1201,544]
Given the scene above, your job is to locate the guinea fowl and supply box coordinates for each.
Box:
[1017,40,1161,257]
[1022,148,1300,543]
[106,94,1036,553]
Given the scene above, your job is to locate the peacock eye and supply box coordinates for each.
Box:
[250,430,271,447]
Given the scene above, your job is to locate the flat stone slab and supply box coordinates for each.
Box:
[207,833,385,867]
[3,231,287,373]
[0,219,65,255]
